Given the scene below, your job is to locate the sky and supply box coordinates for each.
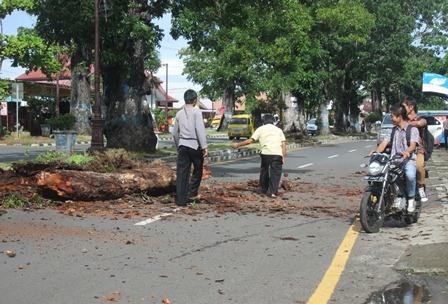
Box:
[0,10,206,107]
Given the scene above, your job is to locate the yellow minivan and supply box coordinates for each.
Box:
[228,114,255,139]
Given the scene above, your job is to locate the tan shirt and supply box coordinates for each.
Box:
[251,124,286,156]
[443,119,448,130]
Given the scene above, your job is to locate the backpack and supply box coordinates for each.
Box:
[388,121,434,161]
[387,125,412,155]
[420,124,434,161]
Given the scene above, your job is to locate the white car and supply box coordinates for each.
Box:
[377,113,443,144]
[307,118,318,135]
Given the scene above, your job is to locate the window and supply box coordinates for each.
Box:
[229,118,248,124]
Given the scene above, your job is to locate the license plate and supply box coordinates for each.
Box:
[365,176,384,182]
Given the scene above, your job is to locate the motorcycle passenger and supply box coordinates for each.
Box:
[401,96,428,202]
[369,103,420,212]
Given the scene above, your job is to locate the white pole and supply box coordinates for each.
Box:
[16,84,19,138]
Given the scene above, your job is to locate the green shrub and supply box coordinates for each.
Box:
[1,194,26,208]
[365,112,382,124]
[34,150,67,164]
[45,114,76,130]
[67,152,94,165]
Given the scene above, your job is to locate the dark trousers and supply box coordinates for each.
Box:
[259,154,283,196]
[176,146,204,206]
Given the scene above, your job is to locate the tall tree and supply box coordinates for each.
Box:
[172,0,317,132]
[360,0,448,114]
[2,0,169,151]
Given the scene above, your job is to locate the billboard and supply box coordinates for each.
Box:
[1,101,7,116]
[422,72,448,96]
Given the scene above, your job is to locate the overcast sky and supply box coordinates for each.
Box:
[1,10,207,107]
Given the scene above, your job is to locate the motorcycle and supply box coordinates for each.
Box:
[360,153,422,233]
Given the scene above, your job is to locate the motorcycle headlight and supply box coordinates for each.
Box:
[368,161,384,176]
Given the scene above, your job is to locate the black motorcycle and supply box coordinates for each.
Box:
[360,153,422,233]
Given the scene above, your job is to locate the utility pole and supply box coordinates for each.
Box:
[162,63,168,133]
[90,0,104,151]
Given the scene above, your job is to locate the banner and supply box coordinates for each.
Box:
[422,72,448,96]
[1,101,7,116]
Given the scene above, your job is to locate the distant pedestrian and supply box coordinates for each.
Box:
[231,114,286,198]
[443,118,448,150]
[173,89,208,206]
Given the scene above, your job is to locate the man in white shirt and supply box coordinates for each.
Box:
[231,114,286,198]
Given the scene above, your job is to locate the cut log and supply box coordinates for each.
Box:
[36,164,176,201]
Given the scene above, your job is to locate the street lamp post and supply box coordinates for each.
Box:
[90,0,104,152]
[162,63,168,133]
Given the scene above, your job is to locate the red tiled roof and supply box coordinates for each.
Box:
[15,69,71,81]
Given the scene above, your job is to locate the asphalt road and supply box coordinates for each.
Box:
[0,136,229,162]
[1,139,447,304]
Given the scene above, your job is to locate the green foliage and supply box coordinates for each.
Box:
[1,194,26,208]
[0,79,11,100]
[34,150,67,164]
[364,112,382,124]
[0,192,53,209]
[3,27,62,75]
[152,108,168,128]
[45,114,76,130]
[0,126,10,138]
[67,152,94,165]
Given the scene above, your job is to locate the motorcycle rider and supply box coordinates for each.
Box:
[401,96,428,202]
[369,103,420,212]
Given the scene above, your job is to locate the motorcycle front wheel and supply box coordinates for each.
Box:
[360,191,385,233]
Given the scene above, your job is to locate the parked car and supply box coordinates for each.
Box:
[377,113,443,145]
[228,114,255,139]
[307,118,318,135]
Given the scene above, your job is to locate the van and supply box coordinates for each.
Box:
[211,116,222,130]
[228,114,255,140]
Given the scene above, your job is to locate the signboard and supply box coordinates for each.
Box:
[12,82,24,100]
[0,101,7,116]
[422,72,448,96]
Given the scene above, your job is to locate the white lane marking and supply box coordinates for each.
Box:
[298,163,314,168]
[365,145,373,148]
[134,208,181,226]
[328,155,339,159]
[348,149,357,153]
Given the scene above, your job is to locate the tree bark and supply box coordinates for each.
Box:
[102,3,157,153]
[284,95,306,134]
[70,45,92,135]
[317,101,331,135]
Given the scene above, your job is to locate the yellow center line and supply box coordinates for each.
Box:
[307,218,361,304]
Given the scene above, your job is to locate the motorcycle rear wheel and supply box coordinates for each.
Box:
[360,191,385,233]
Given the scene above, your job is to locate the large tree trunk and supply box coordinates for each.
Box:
[70,45,92,135]
[283,95,306,134]
[218,87,234,131]
[36,166,176,201]
[102,5,157,153]
[317,101,331,135]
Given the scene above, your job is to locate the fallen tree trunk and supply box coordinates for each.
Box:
[36,165,176,201]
